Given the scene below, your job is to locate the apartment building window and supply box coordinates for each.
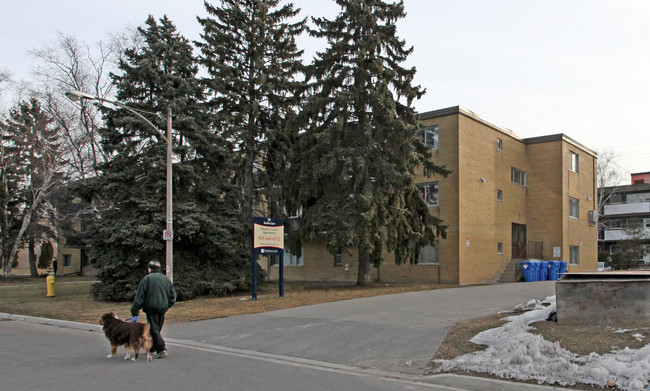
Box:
[610,245,622,254]
[609,194,623,204]
[63,254,72,267]
[334,252,342,266]
[419,243,439,265]
[627,192,650,203]
[497,242,503,254]
[511,168,526,187]
[417,182,439,206]
[270,247,304,266]
[418,125,438,150]
[627,218,644,229]
[569,246,580,265]
[569,151,579,173]
[497,138,503,151]
[497,189,503,202]
[610,220,622,229]
[645,218,650,228]
[569,198,579,218]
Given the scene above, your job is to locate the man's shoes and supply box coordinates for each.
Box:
[155,350,168,359]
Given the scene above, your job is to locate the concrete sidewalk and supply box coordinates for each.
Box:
[2,281,563,390]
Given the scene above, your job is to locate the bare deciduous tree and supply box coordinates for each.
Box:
[28,33,129,180]
[597,148,627,232]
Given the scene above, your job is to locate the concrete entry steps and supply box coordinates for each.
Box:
[496,258,522,283]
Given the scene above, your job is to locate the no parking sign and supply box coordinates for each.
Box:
[162,230,173,241]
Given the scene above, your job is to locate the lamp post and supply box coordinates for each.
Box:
[65,90,174,284]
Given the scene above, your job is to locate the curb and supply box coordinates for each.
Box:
[0,312,102,333]
[0,313,567,390]
[422,373,568,390]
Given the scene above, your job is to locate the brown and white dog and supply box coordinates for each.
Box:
[99,312,152,362]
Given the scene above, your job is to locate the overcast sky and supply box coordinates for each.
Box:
[2,0,649,180]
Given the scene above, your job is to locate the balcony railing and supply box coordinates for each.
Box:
[603,202,650,216]
[603,227,650,241]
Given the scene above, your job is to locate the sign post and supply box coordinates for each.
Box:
[252,217,284,299]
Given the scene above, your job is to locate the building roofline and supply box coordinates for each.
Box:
[632,171,650,176]
[600,182,650,192]
[419,106,597,158]
[525,134,598,157]
[419,106,521,141]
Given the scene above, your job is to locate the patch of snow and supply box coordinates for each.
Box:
[432,295,650,391]
[614,329,632,334]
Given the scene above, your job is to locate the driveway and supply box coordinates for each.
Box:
[166,281,556,374]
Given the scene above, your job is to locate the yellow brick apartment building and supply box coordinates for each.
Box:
[265,106,599,285]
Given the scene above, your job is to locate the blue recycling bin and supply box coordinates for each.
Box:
[548,261,560,280]
[559,260,568,276]
[520,261,534,282]
[530,261,540,282]
[539,261,549,281]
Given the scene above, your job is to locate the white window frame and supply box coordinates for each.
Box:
[419,126,439,150]
[610,219,622,229]
[511,167,526,187]
[569,151,579,173]
[419,243,439,265]
[569,197,579,219]
[497,242,503,254]
[417,182,439,207]
[627,218,643,229]
[610,245,622,254]
[569,245,580,265]
[270,247,304,266]
[609,194,623,204]
[334,253,342,266]
[497,189,503,202]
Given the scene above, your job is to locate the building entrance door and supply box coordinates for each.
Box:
[512,223,527,259]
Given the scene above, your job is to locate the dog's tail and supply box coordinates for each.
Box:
[142,323,152,350]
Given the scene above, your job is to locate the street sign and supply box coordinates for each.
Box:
[163,230,173,241]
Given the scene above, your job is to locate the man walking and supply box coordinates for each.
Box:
[131,259,176,359]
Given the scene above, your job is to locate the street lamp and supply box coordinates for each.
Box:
[65,90,174,284]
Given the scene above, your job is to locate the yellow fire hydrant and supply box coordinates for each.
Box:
[46,275,55,297]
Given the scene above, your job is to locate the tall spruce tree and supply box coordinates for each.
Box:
[290,0,451,285]
[0,99,62,277]
[87,16,246,301]
[196,0,306,231]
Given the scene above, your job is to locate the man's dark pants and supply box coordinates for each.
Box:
[146,312,167,353]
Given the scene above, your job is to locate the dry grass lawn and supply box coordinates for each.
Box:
[0,273,443,325]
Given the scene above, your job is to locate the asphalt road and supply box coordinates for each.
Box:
[165,281,557,373]
[1,281,561,391]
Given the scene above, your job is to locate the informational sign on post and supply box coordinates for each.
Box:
[554,247,561,258]
[252,217,284,300]
[253,219,284,250]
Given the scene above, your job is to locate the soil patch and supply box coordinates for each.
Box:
[430,311,650,390]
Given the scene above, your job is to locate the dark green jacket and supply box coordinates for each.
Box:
[131,270,176,316]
